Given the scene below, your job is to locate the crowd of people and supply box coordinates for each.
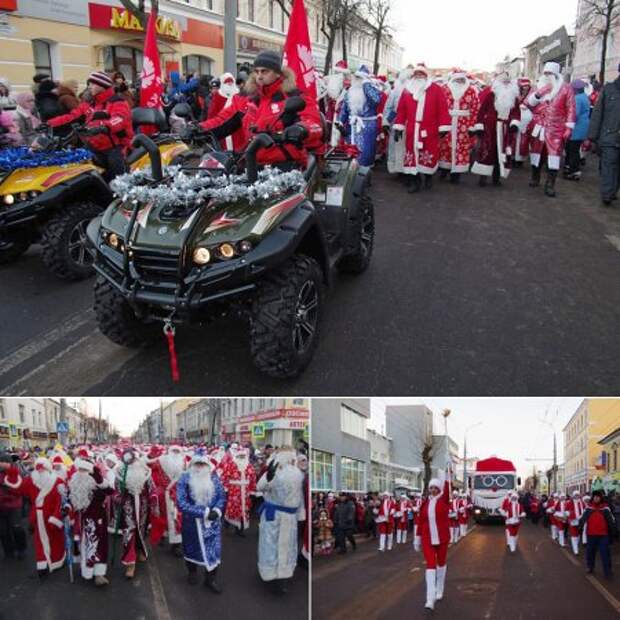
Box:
[0,440,308,594]
[313,480,619,613]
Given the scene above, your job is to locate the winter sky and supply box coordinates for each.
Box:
[392,0,579,71]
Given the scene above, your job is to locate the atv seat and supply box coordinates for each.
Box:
[132,107,168,134]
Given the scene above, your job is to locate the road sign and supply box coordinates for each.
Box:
[56,421,69,433]
[252,423,265,439]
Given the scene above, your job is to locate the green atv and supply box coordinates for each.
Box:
[86,97,375,378]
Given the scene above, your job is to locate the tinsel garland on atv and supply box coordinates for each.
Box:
[109,165,306,208]
[0,146,92,171]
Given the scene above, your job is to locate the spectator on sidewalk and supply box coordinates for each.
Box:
[0,453,27,560]
[333,493,357,554]
[564,79,590,181]
[579,489,618,579]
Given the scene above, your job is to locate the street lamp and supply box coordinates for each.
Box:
[539,418,558,494]
[463,421,483,491]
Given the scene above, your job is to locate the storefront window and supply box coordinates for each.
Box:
[248,0,255,22]
[311,449,334,490]
[341,457,365,492]
[32,39,53,79]
[103,46,143,85]
[183,55,212,77]
[371,464,387,493]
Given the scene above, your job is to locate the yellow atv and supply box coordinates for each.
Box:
[0,108,188,280]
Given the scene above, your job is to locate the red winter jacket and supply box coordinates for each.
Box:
[48,87,134,153]
[0,470,22,511]
[418,481,451,546]
[200,67,324,166]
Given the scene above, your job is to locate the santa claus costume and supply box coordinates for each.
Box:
[458,492,471,538]
[412,492,422,550]
[206,73,244,151]
[470,72,521,186]
[553,493,569,548]
[418,478,451,611]
[513,78,533,165]
[439,69,480,182]
[499,491,525,553]
[545,493,559,541]
[323,60,349,147]
[150,445,185,554]
[448,491,461,544]
[176,449,226,593]
[374,491,395,551]
[383,66,413,174]
[219,447,257,534]
[338,65,382,166]
[3,457,66,575]
[567,491,586,555]
[394,493,411,544]
[67,453,114,585]
[527,61,576,196]
[393,64,451,193]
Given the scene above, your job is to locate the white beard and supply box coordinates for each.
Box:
[160,454,184,482]
[189,468,215,507]
[406,78,427,101]
[219,83,238,99]
[69,471,97,511]
[53,467,67,481]
[348,81,366,115]
[448,80,469,102]
[233,457,248,475]
[273,463,303,493]
[492,80,519,120]
[326,73,344,100]
[31,470,55,495]
[124,462,150,496]
[537,74,562,101]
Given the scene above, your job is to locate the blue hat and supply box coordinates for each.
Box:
[355,65,371,79]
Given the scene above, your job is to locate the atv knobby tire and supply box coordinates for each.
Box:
[338,192,375,274]
[0,234,30,265]
[94,277,159,347]
[250,254,323,378]
[40,201,101,280]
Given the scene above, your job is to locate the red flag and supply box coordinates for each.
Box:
[140,10,163,111]
[282,0,317,99]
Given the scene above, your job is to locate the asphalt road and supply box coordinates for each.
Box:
[312,521,620,619]
[1,160,619,396]
[0,513,307,620]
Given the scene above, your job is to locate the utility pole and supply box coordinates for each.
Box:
[224,0,238,74]
[98,398,102,444]
[60,398,67,448]
[539,417,558,494]
[160,399,164,443]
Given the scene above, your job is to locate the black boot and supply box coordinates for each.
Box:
[544,170,558,197]
[492,165,501,186]
[424,174,433,190]
[439,168,449,179]
[450,172,460,184]
[204,567,223,594]
[277,578,289,594]
[407,175,421,193]
[171,543,183,557]
[529,165,541,187]
[478,176,487,187]
[186,561,199,585]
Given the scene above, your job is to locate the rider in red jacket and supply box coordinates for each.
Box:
[200,51,323,168]
[48,71,133,179]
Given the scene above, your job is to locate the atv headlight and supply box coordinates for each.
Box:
[193,247,211,265]
[218,243,235,260]
[29,191,39,199]
[108,233,120,249]
[238,240,252,254]
[3,194,14,205]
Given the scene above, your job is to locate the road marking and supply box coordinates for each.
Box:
[0,309,93,377]
[147,554,172,620]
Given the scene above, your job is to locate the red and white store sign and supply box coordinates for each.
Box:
[237,408,308,424]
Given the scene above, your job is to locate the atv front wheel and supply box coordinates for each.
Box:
[0,233,30,265]
[40,201,101,280]
[94,277,159,347]
[250,255,323,378]
[338,193,375,274]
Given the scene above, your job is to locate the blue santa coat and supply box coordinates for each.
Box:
[176,471,227,570]
[339,81,382,166]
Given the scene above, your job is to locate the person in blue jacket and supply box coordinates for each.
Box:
[564,79,590,180]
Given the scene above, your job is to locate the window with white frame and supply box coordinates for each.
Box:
[311,449,334,490]
[32,39,53,79]
[341,456,365,492]
[340,404,367,440]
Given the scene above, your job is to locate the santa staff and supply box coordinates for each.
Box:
[567,490,586,555]
[374,490,395,551]
[499,491,525,553]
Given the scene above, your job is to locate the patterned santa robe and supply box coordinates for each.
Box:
[439,84,480,173]
[4,468,66,571]
[393,82,451,175]
[220,458,257,530]
[339,81,383,166]
[176,471,226,570]
[150,459,182,545]
[384,82,407,174]
[70,486,114,579]
[471,86,521,178]
[257,465,305,581]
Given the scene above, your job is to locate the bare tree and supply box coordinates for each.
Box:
[421,439,434,492]
[578,0,620,83]
[118,0,159,28]
[364,0,393,75]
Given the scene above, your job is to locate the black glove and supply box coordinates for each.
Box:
[266,460,277,482]
[207,509,220,521]
[91,110,110,121]
[439,131,449,138]
[509,124,519,133]
[84,125,107,137]
[283,123,308,145]
[334,121,345,134]
[393,129,403,143]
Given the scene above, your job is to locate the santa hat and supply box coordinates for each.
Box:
[572,490,581,497]
[190,448,211,467]
[428,478,441,490]
[449,68,467,81]
[381,490,391,497]
[34,457,52,472]
[377,75,387,83]
[518,77,531,87]
[543,61,561,76]
[412,63,429,77]
[51,455,65,467]
[74,448,95,473]
[219,72,235,84]
[104,452,119,467]
[168,444,183,454]
[354,65,371,79]
[334,59,348,74]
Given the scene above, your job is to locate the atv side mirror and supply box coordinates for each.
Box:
[172,102,194,120]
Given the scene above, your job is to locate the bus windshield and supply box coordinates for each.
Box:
[473,474,515,490]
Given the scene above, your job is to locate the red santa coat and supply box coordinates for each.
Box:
[375,496,396,534]
[394,497,411,530]
[471,86,521,178]
[545,498,558,527]
[5,468,66,571]
[201,93,247,152]
[219,458,257,529]
[412,497,422,524]
[448,497,460,526]
[458,497,470,525]
[375,90,389,159]
[418,482,451,546]
[500,496,525,535]
[149,460,182,545]
[567,498,586,536]
[393,81,451,175]
[553,499,569,529]
[439,84,480,173]
[527,82,576,169]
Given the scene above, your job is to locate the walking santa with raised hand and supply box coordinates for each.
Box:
[418,475,451,612]
[1,457,66,576]
[219,446,257,535]
[67,451,114,585]
[439,68,480,182]
[337,65,382,166]
[448,490,461,544]
[383,66,413,174]
[374,490,395,551]
[567,490,586,555]
[393,63,451,193]
[499,491,525,553]
[324,60,349,146]
[513,77,533,165]
[554,492,569,547]
[150,444,185,555]
[176,448,226,593]
[527,61,576,197]
[470,71,521,186]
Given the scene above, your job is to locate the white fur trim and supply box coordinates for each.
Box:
[392,123,405,131]
[470,123,484,133]
[3,474,22,489]
[547,155,561,170]
[566,122,575,129]
[212,507,222,518]
[418,163,439,174]
[48,516,63,529]
[471,161,494,176]
[438,125,451,133]
[510,119,520,128]
[530,152,541,167]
